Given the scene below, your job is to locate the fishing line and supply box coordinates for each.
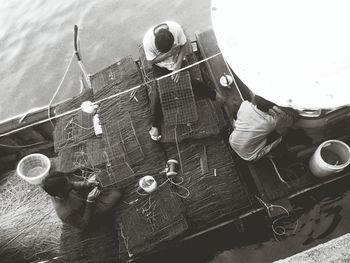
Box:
[222,56,244,101]
[47,51,76,128]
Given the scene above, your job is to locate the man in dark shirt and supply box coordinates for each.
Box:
[42,171,122,230]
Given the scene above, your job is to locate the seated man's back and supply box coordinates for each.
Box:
[229,99,295,161]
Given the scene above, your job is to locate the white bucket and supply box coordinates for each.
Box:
[309,140,350,177]
[17,153,51,185]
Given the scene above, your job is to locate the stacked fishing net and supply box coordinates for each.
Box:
[92,56,165,187]
[163,137,252,234]
[53,89,95,153]
[161,98,226,143]
[57,137,107,174]
[117,183,188,261]
[0,171,61,262]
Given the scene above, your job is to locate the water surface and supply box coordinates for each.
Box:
[0,0,211,121]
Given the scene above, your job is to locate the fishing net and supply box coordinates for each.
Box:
[57,137,107,173]
[161,98,226,143]
[117,183,188,259]
[157,71,198,126]
[53,89,95,153]
[90,56,165,187]
[164,137,252,234]
[90,56,141,94]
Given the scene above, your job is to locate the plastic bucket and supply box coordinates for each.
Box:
[17,153,51,185]
[309,140,350,177]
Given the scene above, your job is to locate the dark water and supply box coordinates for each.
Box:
[138,175,350,263]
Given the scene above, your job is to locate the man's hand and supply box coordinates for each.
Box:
[87,187,101,203]
[171,61,182,82]
[87,174,99,187]
[170,45,180,56]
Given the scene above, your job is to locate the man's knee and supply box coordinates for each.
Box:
[95,188,123,214]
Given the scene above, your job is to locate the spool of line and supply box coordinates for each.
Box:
[166,159,179,176]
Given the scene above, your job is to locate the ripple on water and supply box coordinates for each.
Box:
[0,0,211,121]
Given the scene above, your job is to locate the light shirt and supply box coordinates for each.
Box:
[143,21,187,70]
[229,101,280,161]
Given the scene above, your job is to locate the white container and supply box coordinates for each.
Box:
[93,114,103,136]
[17,153,51,185]
[139,175,157,193]
[309,140,350,177]
[80,101,95,114]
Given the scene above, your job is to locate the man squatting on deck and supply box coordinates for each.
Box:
[42,168,122,230]
[143,21,225,141]
[229,95,297,161]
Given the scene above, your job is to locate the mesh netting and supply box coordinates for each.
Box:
[157,71,197,126]
[53,89,95,152]
[117,184,187,258]
[90,56,141,94]
[57,138,107,173]
[90,57,165,187]
[161,98,226,143]
[164,137,252,234]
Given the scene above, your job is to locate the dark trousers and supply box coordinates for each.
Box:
[151,63,216,129]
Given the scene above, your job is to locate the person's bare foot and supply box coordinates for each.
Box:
[149,127,161,141]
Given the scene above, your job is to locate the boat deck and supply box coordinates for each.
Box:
[1,28,350,263]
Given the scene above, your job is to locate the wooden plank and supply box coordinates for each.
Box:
[195,28,252,122]
[0,105,57,136]
[247,158,290,202]
[15,128,46,143]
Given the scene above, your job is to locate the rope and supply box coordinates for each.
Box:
[255,196,298,241]
[159,174,190,199]
[222,56,244,101]
[174,112,184,175]
[64,120,93,130]
[47,51,76,128]
[268,156,290,188]
[0,53,222,138]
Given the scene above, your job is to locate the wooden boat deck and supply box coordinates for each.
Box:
[1,28,350,263]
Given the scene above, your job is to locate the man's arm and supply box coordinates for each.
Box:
[62,187,100,231]
[171,44,186,82]
[64,202,93,231]
[172,44,186,70]
[151,44,181,64]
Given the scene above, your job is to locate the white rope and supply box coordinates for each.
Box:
[222,56,244,101]
[0,52,221,138]
[255,196,298,241]
[268,156,290,187]
[47,51,76,128]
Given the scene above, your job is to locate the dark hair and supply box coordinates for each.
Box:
[42,171,70,197]
[254,95,276,112]
[155,29,174,53]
